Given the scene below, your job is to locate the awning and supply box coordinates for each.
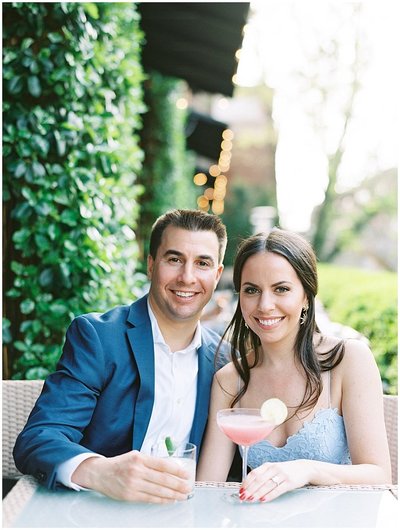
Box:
[138,2,250,97]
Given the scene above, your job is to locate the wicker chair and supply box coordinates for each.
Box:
[2,380,44,480]
[383,394,398,484]
[1,381,398,484]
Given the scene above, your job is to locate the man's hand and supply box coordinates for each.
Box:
[72,450,192,503]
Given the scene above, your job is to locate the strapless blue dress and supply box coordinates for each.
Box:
[247,408,352,468]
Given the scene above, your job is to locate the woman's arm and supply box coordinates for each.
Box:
[240,340,392,502]
[196,365,237,481]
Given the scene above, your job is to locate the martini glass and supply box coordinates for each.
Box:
[216,408,275,503]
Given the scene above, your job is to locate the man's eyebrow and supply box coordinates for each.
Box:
[163,249,216,265]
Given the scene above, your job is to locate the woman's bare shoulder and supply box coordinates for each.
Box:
[317,333,375,374]
[214,361,240,396]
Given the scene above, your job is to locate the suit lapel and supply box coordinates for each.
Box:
[126,296,155,450]
[189,338,214,451]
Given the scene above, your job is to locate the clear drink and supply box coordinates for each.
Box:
[151,441,197,499]
[170,456,196,497]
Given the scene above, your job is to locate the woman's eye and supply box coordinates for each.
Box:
[276,286,289,293]
[243,286,259,295]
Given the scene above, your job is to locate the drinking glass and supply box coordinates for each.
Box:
[151,441,196,499]
[217,408,275,502]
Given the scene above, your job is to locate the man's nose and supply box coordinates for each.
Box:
[178,263,196,283]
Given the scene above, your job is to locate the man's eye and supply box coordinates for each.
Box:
[168,257,181,263]
[197,261,210,268]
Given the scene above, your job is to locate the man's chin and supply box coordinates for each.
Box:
[168,305,203,323]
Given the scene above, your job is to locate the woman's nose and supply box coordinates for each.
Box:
[257,292,275,312]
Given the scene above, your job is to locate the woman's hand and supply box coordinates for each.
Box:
[240,459,313,502]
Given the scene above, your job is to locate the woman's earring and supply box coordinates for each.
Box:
[300,304,309,325]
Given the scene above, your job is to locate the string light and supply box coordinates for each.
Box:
[193,172,207,186]
[195,128,234,215]
[212,200,224,215]
[204,188,214,200]
[209,165,221,177]
[222,129,234,141]
[197,195,209,209]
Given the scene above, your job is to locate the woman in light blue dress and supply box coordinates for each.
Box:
[197,229,391,501]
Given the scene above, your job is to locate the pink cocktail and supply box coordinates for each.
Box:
[216,408,275,502]
[217,413,274,446]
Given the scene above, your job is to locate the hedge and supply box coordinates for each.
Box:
[3,2,146,379]
[317,263,397,394]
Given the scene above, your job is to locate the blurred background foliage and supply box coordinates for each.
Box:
[318,264,397,394]
[136,70,197,265]
[2,2,397,394]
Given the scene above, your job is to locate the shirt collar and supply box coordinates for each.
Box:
[147,299,202,353]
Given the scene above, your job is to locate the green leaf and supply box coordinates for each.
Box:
[60,210,78,226]
[13,229,30,245]
[49,303,68,317]
[28,76,42,97]
[84,3,99,19]
[14,341,28,352]
[26,367,51,380]
[35,233,51,250]
[20,299,35,314]
[64,239,78,252]
[12,202,32,220]
[14,161,27,178]
[32,135,49,156]
[2,318,12,344]
[34,202,52,216]
[21,38,34,50]
[8,76,23,94]
[48,32,63,43]
[32,161,46,178]
[47,224,60,240]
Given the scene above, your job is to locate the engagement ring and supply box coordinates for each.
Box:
[270,475,280,487]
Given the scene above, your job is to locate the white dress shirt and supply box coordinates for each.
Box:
[57,300,201,489]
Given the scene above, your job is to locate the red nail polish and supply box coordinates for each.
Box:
[260,496,267,502]
[239,493,246,501]
[239,487,244,494]
[247,496,254,501]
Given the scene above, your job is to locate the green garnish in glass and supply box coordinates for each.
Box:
[164,436,176,456]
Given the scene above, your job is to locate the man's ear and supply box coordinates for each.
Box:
[147,254,154,280]
[215,264,224,287]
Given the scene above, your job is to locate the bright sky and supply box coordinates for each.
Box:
[235,0,399,232]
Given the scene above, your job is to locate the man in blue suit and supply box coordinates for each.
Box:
[14,209,228,503]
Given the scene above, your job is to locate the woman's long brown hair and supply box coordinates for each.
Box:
[217,229,344,415]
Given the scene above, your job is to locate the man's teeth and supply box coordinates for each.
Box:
[258,318,282,326]
[175,291,195,298]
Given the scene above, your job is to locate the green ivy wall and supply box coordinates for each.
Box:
[3,2,146,378]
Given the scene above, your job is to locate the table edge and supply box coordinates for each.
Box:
[3,476,397,528]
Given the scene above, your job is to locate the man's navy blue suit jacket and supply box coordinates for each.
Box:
[13,295,225,490]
